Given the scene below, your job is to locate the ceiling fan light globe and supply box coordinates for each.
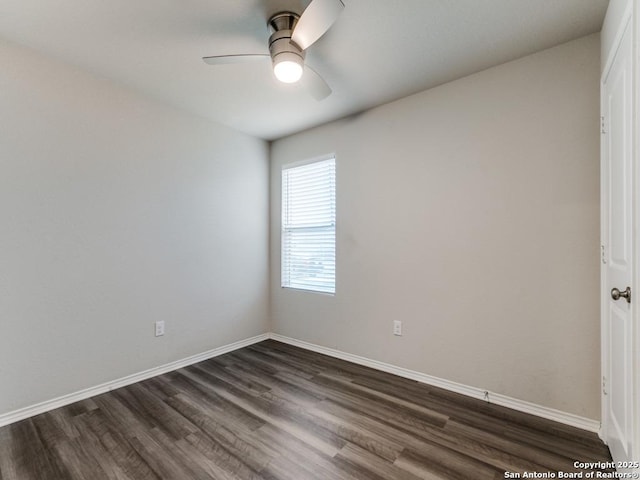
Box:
[274,59,304,83]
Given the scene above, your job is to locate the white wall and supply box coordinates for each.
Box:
[270,34,601,419]
[0,39,269,416]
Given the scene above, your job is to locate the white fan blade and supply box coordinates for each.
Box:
[203,54,270,65]
[304,65,332,100]
[291,0,344,51]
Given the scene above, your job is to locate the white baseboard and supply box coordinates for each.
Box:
[0,333,269,428]
[268,333,601,434]
[0,331,601,435]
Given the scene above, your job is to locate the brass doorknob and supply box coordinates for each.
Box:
[611,286,631,303]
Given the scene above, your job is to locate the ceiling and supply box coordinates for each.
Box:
[0,0,609,140]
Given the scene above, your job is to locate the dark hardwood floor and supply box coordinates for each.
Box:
[0,340,612,479]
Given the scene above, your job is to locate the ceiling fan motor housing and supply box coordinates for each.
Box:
[202,0,342,98]
[268,13,305,66]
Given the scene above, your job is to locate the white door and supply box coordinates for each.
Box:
[602,14,634,468]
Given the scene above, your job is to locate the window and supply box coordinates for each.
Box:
[281,157,336,294]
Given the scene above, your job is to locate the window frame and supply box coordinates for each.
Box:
[280,155,336,295]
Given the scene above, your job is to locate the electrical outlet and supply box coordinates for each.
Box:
[393,320,402,336]
[155,321,165,337]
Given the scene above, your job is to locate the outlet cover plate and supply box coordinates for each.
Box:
[155,321,165,337]
[393,320,402,336]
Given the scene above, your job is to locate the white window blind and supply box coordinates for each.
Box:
[282,158,336,294]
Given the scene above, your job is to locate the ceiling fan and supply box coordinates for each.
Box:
[203,0,345,100]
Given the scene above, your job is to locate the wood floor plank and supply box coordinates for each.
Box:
[226,362,326,407]
[180,431,264,480]
[70,414,137,480]
[318,398,552,475]
[196,359,272,397]
[347,372,608,462]
[168,370,266,432]
[180,366,347,457]
[308,405,405,462]
[1,419,73,480]
[247,344,324,378]
[395,446,503,480]
[172,436,241,480]
[112,383,199,440]
[77,408,162,480]
[164,394,275,472]
[52,436,114,480]
[337,443,424,480]
[255,424,356,480]
[127,429,212,480]
[0,340,612,479]
[318,371,450,425]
